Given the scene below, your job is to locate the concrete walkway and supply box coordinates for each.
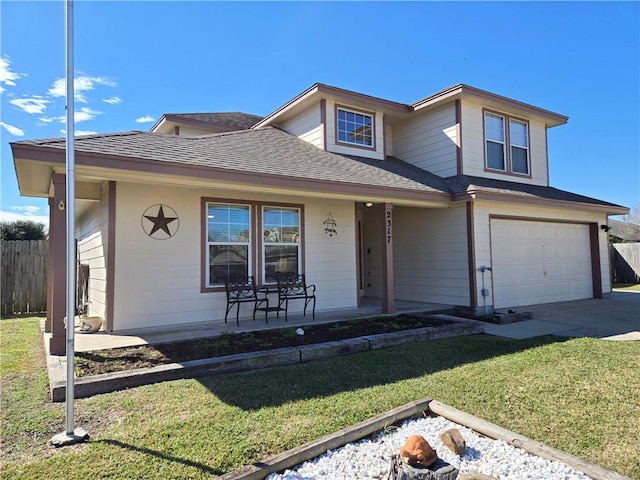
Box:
[482,290,640,341]
[66,290,639,353]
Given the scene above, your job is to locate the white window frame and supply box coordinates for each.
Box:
[261,206,301,285]
[484,112,507,172]
[202,199,304,292]
[336,106,375,149]
[484,110,531,176]
[205,202,252,287]
[509,118,530,175]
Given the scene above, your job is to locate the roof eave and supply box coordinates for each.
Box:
[253,83,410,128]
[453,189,628,215]
[412,84,569,127]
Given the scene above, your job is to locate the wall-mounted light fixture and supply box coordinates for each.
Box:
[365,202,374,208]
[600,224,611,232]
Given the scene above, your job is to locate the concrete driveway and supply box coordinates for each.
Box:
[483,290,640,340]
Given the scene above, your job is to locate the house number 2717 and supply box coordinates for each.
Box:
[386,210,392,244]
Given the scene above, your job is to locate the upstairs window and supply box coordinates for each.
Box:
[485,113,506,171]
[337,106,374,148]
[484,111,530,176]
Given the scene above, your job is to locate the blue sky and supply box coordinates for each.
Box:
[1,1,638,226]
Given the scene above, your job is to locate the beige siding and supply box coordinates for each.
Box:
[472,200,611,309]
[361,205,469,306]
[461,101,549,186]
[393,205,470,305]
[393,104,458,177]
[384,123,393,157]
[76,182,110,320]
[113,183,357,331]
[178,127,218,137]
[280,104,323,147]
[325,100,385,160]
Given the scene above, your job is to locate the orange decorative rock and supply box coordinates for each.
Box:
[399,434,438,467]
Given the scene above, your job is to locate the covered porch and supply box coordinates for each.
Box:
[68,298,453,352]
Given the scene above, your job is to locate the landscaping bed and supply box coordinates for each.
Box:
[75,314,456,376]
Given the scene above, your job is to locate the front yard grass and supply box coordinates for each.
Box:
[613,283,640,292]
[1,317,638,479]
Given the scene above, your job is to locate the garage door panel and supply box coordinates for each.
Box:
[491,219,593,309]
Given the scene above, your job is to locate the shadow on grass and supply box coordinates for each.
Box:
[94,439,224,476]
[196,334,567,411]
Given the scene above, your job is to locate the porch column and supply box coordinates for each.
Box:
[45,198,54,332]
[49,173,67,355]
[381,203,395,314]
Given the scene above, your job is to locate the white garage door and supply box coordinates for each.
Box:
[490,219,593,309]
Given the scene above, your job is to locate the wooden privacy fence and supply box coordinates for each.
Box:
[610,243,640,284]
[1,240,47,315]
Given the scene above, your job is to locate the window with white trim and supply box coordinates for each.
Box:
[484,111,530,175]
[337,107,374,147]
[204,201,302,288]
[263,206,300,284]
[206,203,251,285]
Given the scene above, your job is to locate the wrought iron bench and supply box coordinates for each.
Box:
[224,276,270,326]
[276,273,316,321]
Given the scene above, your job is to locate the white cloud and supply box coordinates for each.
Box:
[41,106,102,125]
[0,121,25,136]
[75,107,101,122]
[136,115,155,123]
[10,96,50,114]
[48,75,117,103]
[75,130,98,136]
[0,207,49,227]
[12,206,41,215]
[0,57,24,91]
[103,96,121,104]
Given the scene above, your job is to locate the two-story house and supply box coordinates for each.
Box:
[11,83,628,354]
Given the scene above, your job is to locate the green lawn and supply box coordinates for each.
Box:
[1,317,638,479]
[613,283,640,292]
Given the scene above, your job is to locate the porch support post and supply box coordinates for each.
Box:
[381,203,395,314]
[45,197,54,332]
[49,173,68,355]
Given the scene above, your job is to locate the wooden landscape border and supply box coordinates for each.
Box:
[217,398,630,480]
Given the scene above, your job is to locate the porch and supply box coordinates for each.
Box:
[68,298,453,353]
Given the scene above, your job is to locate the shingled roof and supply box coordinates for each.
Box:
[444,175,625,208]
[159,112,263,130]
[12,127,450,197]
[11,127,625,211]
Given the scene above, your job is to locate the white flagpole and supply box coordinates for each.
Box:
[64,0,76,435]
[51,0,88,446]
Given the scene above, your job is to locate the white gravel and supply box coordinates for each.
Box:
[267,416,590,480]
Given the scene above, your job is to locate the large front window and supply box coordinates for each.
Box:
[484,111,530,175]
[204,200,302,289]
[337,106,374,148]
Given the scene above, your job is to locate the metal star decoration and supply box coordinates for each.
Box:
[143,205,178,238]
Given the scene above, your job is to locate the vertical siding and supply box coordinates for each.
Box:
[280,104,323,147]
[76,182,110,320]
[393,104,458,177]
[113,183,357,331]
[325,100,385,160]
[393,205,470,305]
[472,200,611,308]
[461,101,549,186]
